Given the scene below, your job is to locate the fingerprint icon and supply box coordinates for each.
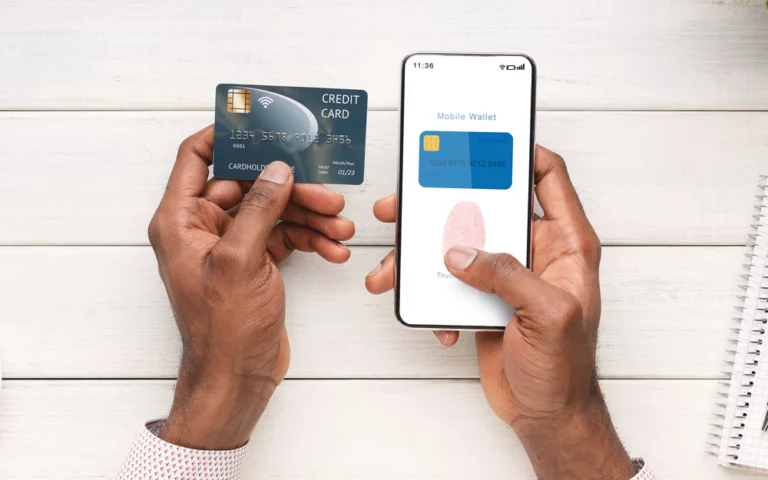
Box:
[442,201,486,255]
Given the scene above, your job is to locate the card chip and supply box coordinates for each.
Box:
[227,88,251,114]
[423,135,440,152]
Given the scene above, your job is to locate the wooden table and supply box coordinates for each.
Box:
[0,1,767,478]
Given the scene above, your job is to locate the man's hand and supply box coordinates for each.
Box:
[149,126,354,450]
[366,146,636,479]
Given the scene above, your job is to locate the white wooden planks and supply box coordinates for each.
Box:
[1,1,764,474]
[0,245,738,379]
[1,111,766,246]
[0,379,745,479]
[1,1,768,110]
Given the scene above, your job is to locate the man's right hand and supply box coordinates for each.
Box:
[367,147,637,479]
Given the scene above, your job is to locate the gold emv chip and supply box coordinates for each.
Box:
[423,135,440,152]
[227,88,251,114]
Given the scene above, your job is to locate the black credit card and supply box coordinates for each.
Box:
[213,84,367,184]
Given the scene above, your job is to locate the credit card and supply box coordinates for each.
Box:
[213,84,367,184]
[418,131,513,190]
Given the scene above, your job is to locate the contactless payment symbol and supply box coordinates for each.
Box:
[423,134,440,152]
[227,88,251,114]
[257,96,274,109]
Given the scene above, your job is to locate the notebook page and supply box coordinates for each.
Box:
[718,180,768,469]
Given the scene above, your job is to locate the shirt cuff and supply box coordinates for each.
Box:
[116,419,247,480]
[631,458,656,479]
[116,422,650,480]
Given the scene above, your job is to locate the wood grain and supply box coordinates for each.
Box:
[1,112,766,246]
[0,379,744,479]
[1,0,764,473]
[0,245,738,379]
[1,1,767,110]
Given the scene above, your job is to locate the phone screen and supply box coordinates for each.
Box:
[396,53,536,329]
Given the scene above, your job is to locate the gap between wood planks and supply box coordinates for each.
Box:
[0,243,752,247]
[3,376,730,382]
[1,108,768,113]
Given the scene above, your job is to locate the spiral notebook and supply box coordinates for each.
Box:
[712,175,768,470]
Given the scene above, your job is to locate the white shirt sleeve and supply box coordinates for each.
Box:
[116,420,247,480]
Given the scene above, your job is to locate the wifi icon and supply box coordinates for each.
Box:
[257,96,274,108]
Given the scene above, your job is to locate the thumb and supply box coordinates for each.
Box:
[444,246,562,314]
[222,161,294,261]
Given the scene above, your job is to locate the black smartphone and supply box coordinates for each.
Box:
[395,52,536,330]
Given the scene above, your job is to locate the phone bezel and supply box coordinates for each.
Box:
[394,52,537,331]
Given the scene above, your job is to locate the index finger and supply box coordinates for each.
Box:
[534,145,587,222]
[373,194,397,223]
[290,183,346,216]
[165,125,214,200]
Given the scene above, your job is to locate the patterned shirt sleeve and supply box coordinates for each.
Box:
[116,420,654,480]
[116,420,247,480]
[631,458,656,479]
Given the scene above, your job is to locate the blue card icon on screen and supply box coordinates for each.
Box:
[418,131,513,190]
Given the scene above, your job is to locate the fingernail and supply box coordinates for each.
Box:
[435,331,450,345]
[260,161,291,184]
[445,246,478,270]
[367,262,382,277]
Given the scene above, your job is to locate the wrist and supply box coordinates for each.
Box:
[514,389,636,479]
[159,363,278,450]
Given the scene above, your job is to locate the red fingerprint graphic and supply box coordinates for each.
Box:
[442,201,486,255]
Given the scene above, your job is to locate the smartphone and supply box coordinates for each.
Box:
[395,52,536,330]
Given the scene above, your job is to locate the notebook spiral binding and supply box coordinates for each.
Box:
[707,175,768,462]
